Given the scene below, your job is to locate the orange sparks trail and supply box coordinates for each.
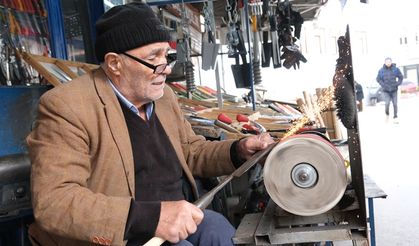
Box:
[283,87,335,139]
[283,115,310,139]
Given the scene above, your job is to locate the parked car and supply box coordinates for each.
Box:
[366,84,384,106]
[400,80,417,94]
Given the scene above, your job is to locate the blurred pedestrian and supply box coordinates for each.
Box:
[376,57,403,123]
[354,81,364,112]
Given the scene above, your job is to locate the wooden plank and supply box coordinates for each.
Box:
[19,51,99,87]
[55,60,78,79]
[20,52,61,86]
[24,52,98,69]
[232,213,263,244]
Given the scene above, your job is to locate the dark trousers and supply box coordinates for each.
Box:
[357,100,363,112]
[163,210,235,246]
[383,90,398,118]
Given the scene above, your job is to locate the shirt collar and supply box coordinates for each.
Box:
[108,79,154,119]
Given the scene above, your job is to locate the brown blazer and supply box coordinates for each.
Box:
[27,68,236,246]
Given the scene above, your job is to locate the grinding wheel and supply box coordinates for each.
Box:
[263,134,347,216]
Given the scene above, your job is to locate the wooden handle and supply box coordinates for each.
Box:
[143,236,165,246]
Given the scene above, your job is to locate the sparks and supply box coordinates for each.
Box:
[283,87,335,139]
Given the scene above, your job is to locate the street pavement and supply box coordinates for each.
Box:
[326,93,418,246]
[356,93,419,246]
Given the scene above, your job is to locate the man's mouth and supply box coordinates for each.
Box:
[152,81,164,85]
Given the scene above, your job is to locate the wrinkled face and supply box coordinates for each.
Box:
[385,58,392,67]
[116,42,172,107]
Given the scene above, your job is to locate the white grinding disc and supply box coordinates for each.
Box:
[263,134,347,216]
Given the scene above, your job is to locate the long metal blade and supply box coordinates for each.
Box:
[194,142,277,209]
[143,142,277,246]
[233,142,277,177]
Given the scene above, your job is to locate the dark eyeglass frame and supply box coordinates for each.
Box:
[122,52,176,74]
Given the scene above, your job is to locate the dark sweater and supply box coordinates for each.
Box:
[119,100,244,245]
[120,101,184,245]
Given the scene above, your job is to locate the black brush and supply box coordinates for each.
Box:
[333,28,357,129]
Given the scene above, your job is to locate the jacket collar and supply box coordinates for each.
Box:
[92,68,135,197]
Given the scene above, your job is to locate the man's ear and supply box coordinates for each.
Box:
[104,52,122,76]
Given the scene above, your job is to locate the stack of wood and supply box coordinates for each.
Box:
[295,88,342,140]
[317,87,343,140]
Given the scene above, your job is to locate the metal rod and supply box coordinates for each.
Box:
[215,60,223,109]
[368,198,376,246]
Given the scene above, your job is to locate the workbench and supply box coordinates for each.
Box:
[233,174,386,246]
[363,174,387,246]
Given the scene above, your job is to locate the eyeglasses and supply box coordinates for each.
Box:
[122,52,176,75]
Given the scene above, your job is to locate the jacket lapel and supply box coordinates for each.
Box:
[155,87,198,198]
[155,92,184,164]
[92,69,135,197]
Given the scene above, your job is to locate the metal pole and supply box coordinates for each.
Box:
[368,198,376,246]
[207,1,223,108]
[45,0,68,59]
[215,59,223,108]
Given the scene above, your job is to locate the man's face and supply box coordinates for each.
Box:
[385,59,392,67]
[117,42,172,107]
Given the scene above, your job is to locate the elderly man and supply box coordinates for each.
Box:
[27,2,273,246]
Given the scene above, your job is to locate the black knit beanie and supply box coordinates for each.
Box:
[95,2,172,62]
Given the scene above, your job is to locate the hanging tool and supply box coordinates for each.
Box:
[224,0,251,88]
[143,142,277,246]
[1,9,31,85]
[260,0,270,68]
[271,28,281,68]
[276,0,307,69]
[268,3,281,68]
[261,31,271,67]
[4,45,12,86]
[201,2,219,71]
[224,0,239,58]
[178,1,195,98]
[249,0,263,85]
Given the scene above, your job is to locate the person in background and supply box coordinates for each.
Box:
[27,2,274,246]
[376,57,404,123]
[354,81,364,112]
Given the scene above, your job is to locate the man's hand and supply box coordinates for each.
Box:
[155,200,204,243]
[237,133,275,161]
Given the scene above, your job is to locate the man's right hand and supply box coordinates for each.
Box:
[155,200,204,243]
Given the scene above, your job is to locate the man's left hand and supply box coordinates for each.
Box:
[236,133,275,161]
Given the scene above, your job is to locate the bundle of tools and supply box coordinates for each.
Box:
[225,0,307,88]
[174,2,196,98]
[0,1,49,86]
[274,0,306,69]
